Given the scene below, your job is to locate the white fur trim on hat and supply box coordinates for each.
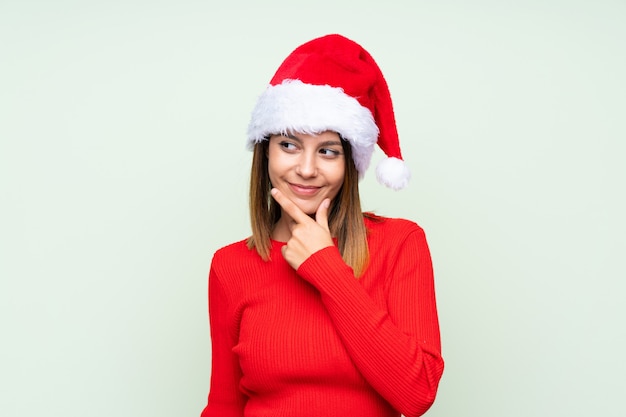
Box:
[247,80,379,179]
[375,157,411,190]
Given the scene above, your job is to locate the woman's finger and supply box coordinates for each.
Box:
[270,188,309,224]
[315,198,331,231]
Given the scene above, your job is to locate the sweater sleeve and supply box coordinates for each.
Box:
[200,264,246,417]
[296,226,444,417]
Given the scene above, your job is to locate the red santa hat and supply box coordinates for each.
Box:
[247,34,410,190]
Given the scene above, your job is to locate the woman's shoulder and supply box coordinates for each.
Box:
[212,238,256,262]
[210,238,289,295]
[211,237,281,273]
[363,214,431,262]
[364,213,425,236]
[209,238,269,287]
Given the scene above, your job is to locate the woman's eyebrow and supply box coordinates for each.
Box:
[318,140,343,147]
[285,134,342,148]
[286,133,303,143]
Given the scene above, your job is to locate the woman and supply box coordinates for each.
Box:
[201,34,444,417]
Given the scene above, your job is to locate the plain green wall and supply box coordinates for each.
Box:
[1,1,625,416]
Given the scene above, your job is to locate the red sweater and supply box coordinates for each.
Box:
[201,215,444,417]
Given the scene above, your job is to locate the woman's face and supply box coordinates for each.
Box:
[267,131,346,216]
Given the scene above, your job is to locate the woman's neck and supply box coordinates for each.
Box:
[271,212,321,242]
[271,215,293,242]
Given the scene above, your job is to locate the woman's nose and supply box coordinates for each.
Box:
[296,153,318,178]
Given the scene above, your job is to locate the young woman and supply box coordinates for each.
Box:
[201,34,444,417]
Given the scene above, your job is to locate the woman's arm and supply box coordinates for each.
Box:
[270,188,444,416]
[296,226,444,417]
[200,266,246,417]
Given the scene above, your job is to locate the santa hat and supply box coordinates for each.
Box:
[247,34,410,190]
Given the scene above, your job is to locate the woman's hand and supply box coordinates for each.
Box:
[271,188,334,270]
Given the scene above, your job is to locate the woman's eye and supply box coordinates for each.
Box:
[279,141,297,151]
[320,148,341,157]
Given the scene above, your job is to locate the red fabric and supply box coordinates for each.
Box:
[269,34,403,161]
[201,216,444,417]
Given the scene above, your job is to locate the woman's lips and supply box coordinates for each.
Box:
[288,183,321,196]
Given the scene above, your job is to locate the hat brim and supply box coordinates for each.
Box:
[247,80,378,179]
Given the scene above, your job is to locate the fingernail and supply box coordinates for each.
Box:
[270,188,278,196]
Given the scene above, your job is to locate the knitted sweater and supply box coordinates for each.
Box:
[201,215,444,417]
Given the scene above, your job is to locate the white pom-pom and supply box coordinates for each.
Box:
[375,157,411,190]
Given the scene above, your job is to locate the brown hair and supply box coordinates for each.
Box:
[246,137,370,277]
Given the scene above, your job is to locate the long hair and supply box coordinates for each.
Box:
[246,137,369,277]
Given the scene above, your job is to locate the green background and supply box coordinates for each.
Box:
[2,1,625,416]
